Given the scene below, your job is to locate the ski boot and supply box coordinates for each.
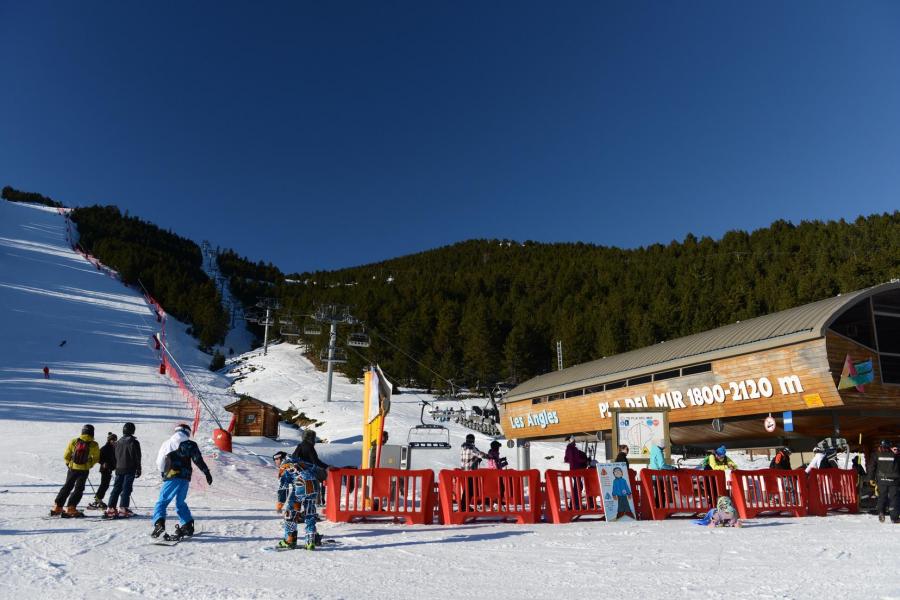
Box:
[879,513,886,523]
[150,518,166,538]
[49,504,63,517]
[175,521,194,538]
[87,498,107,510]
[277,533,297,549]
[103,508,119,519]
[305,534,316,550]
[61,506,85,518]
[118,508,135,519]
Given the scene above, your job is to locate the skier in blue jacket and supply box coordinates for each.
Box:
[273,451,321,550]
[151,423,212,541]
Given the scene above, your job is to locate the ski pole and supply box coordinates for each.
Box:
[87,475,96,495]
[130,494,139,510]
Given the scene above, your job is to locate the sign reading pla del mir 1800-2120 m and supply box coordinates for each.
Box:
[597,373,806,419]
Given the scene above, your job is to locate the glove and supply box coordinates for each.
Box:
[205,472,213,485]
[275,502,284,512]
[869,481,877,488]
[135,470,141,479]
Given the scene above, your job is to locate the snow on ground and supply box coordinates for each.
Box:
[1,200,899,600]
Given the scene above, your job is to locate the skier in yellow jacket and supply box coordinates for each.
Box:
[51,424,100,517]
[708,445,738,471]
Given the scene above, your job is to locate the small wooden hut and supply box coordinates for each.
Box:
[224,397,282,438]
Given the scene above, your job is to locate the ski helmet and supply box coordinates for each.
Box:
[122,422,136,435]
[82,424,94,436]
[175,423,191,435]
[272,451,288,462]
[716,496,734,511]
[465,433,476,443]
[715,445,727,457]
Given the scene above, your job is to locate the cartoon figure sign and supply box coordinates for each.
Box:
[596,462,637,522]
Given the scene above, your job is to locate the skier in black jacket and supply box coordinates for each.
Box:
[869,440,900,523]
[105,422,142,518]
[292,429,330,473]
[89,433,117,509]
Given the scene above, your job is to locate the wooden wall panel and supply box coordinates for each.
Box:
[826,331,900,409]
[501,339,846,440]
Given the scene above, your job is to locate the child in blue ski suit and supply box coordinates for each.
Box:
[611,466,635,520]
[273,451,321,550]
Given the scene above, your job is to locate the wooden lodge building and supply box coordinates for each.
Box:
[500,281,900,455]
[224,396,282,438]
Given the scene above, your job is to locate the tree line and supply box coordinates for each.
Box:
[220,212,900,393]
[3,185,64,208]
[70,205,229,348]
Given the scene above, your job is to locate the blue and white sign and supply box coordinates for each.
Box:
[783,411,794,432]
[596,462,637,522]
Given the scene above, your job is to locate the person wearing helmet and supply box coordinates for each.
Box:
[105,422,141,519]
[805,445,839,474]
[273,451,322,549]
[770,446,793,470]
[868,440,900,523]
[50,424,101,518]
[151,423,213,541]
[709,445,737,471]
[707,496,743,528]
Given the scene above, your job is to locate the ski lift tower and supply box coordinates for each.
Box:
[256,297,281,356]
[308,304,361,403]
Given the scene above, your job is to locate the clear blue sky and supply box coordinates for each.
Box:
[1,2,898,273]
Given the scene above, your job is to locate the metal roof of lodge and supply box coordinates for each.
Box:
[504,281,900,403]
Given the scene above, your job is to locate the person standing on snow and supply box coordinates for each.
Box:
[805,446,838,474]
[869,440,900,523]
[649,439,677,470]
[273,451,321,550]
[564,436,589,470]
[708,445,738,471]
[770,447,793,470]
[292,429,331,474]
[88,433,117,509]
[106,422,141,518]
[51,424,100,517]
[151,423,212,540]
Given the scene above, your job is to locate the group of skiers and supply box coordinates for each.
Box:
[51,422,141,519]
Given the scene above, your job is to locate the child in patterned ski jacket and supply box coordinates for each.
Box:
[273,451,321,550]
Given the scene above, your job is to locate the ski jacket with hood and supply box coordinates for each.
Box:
[709,455,737,471]
[115,434,142,476]
[564,442,589,470]
[64,434,100,471]
[649,445,676,470]
[770,451,792,470]
[869,450,900,482]
[99,441,117,473]
[156,430,210,481]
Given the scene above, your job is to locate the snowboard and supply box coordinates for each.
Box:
[151,531,201,546]
[260,538,340,552]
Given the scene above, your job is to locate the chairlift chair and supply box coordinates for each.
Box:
[347,331,370,348]
[407,400,451,449]
[280,323,299,338]
[303,321,322,336]
[279,316,294,326]
[259,317,275,327]
[319,347,347,364]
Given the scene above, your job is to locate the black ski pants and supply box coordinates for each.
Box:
[875,479,899,522]
[54,468,89,508]
[95,469,112,501]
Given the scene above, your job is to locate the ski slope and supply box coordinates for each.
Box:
[1,200,898,600]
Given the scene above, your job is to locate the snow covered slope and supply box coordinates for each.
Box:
[1,200,898,600]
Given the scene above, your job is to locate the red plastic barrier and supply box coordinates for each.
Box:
[545,469,604,523]
[807,468,858,517]
[730,469,807,519]
[629,468,651,520]
[639,469,727,520]
[438,469,542,525]
[325,468,436,525]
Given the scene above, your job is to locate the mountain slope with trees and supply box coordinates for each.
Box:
[221,212,900,392]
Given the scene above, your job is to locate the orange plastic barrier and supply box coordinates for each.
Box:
[544,469,604,523]
[639,469,727,520]
[806,468,858,517]
[325,468,436,525]
[438,469,542,525]
[730,469,807,519]
[629,468,651,520]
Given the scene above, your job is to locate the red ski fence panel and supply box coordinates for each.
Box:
[639,469,727,520]
[544,469,604,523]
[730,469,807,519]
[325,468,435,525]
[438,469,542,525]
[806,468,858,517]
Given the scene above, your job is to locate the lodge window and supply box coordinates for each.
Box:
[564,389,583,398]
[880,355,900,384]
[627,375,651,386]
[873,289,900,313]
[875,314,900,354]
[605,380,625,390]
[654,369,680,381]
[681,363,712,375]
[584,385,604,395]
[244,413,258,424]
[531,397,545,404]
[547,393,564,402]
[830,299,876,348]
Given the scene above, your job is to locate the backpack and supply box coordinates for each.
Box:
[72,438,90,465]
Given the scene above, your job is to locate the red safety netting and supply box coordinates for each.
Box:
[325,468,436,525]
[730,469,807,519]
[438,469,542,525]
